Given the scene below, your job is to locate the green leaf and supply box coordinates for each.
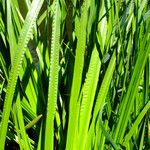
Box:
[98,104,119,150]
[78,46,101,150]
[113,27,150,144]
[124,100,150,145]
[66,1,89,149]
[86,50,116,149]
[0,0,44,149]
[44,0,61,149]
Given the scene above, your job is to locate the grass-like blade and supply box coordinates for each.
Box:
[15,94,32,150]
[113,28,150,144]
[124,100,150,145]
[78,46,101,150]
[86,50,116,149]
[65,1,89,149]
[44,0,61,149]
[98,104,119,150]
[0,0,44,149]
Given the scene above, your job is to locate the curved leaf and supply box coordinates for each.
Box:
[0,0,44,149]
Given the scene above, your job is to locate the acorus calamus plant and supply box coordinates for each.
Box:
[0,0,150,149]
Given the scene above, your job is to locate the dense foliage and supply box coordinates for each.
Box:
[0,0,150,149]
